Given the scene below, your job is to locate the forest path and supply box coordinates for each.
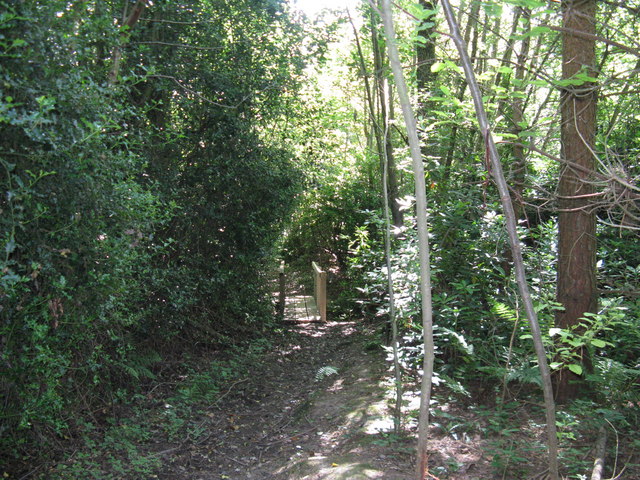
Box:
[158,319,413,480]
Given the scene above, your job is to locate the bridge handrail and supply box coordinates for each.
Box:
[311,261,327,322]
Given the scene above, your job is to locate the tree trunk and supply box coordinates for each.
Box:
[510,8,531,221]
[439,1,559,477]
[416,0,437,93]
[499,7,531,278]
[441,2,479,191]
[372,11,404,228]
[556,0,598,404]
[109,0,149,85]
[379,2,435,478]
[416,0,439,183]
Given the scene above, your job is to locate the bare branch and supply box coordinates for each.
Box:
[133,41,224,51]
[149,74,255,109]
[545,25,640,57]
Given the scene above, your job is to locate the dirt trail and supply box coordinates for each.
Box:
[157,321,413,480]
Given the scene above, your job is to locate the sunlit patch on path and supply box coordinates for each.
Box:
[284,294,322,323]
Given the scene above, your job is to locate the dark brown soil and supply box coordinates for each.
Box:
[149,320,505,480]
[153,321,414,479]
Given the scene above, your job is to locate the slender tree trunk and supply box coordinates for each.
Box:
[441,1,479,191]
[382,119,403,434]
[349,10,384,188]
[109,0,149,85]
[352,8,403,432]
[378,2,435,478]
[497,7,531,278]
[372,11,403,228]
[510,8,532,221]
[416,0,439,180]
[439,1,559,478]
[555,0,598,404]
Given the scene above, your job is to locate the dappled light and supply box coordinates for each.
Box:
[3,0,640,479]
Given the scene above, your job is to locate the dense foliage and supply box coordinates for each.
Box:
[1,0,305,466]
[2,0,640,477]
[283,1,640,477]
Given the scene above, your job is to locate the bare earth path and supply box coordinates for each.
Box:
[157,320,413,480]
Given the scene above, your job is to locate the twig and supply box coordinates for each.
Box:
[212,449,250,466]
[17,465,43,480]
[527,469,549,480]
[133,41,224,51]
[151,446,182,457]
[210,378,249,407]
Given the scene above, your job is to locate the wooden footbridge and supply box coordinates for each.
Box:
[277,262,327,323]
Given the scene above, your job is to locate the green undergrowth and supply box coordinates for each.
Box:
[18,336,277,480]
[421,384,640,479]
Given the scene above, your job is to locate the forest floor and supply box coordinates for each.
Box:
[33,303,557,480]
[155,319,415,480]
[37,284,624,480]
[39,309,627,480]
[148,318,503,480]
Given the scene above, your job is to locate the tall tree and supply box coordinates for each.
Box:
[415,0,439,178]
[555,0,598,403]
[416,0,437,94]
[370,6,403,228]
[440,0,559,477]
[378,1,435,477]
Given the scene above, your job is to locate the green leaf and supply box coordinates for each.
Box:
[440,85,452,96]
[503,0,547,8]
[591,339,607,348]
[431,61,445,73]
[513,26,551,40]
[549,327,562,337]
[5,236,16,254]
[315,365,338,382]
[568,364,583,376]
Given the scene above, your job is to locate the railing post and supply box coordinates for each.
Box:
[312,261,327,322]
[278,261,285,318]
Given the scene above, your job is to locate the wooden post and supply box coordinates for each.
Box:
[312,262,327,322]
[278,261,285,318]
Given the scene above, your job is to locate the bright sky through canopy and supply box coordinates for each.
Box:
[292,0,359,18]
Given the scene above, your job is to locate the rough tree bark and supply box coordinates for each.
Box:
[556,0,598,404]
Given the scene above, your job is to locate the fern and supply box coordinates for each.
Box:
[506,365,542,387]
[492,301,517,323]
[315,365,339,382]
